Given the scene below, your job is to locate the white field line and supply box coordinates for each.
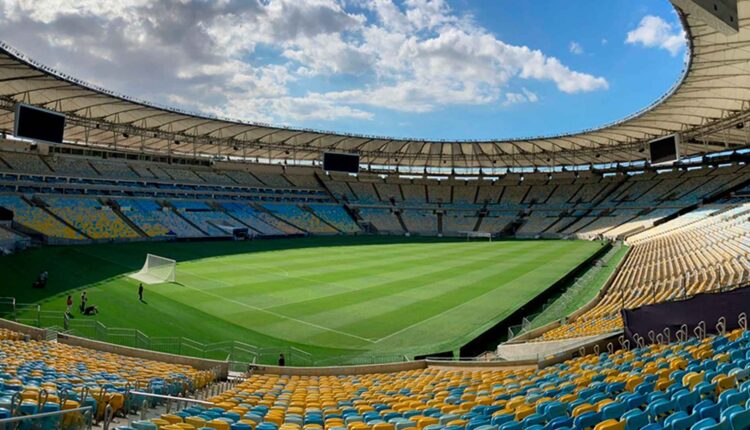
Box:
[190,246,541,344]
[177,267,376,344]
[72,248,374,344]
[375,245,596,343]
[372,277,522,344]
[200,258,413,311]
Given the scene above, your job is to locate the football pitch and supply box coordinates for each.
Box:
[3,236,604,363]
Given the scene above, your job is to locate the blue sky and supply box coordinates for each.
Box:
[0,0,687,141]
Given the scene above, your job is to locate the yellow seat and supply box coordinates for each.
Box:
[572,404,595,417]
[186,417,207,428]
[515,404,535,421]
[714,375,737,393]
[682,372,703,390]
[207,420,231,430]
[162,415,184,424]
[594,420,626,430]
[151,419,171,430]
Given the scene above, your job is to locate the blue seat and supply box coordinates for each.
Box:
[223,412,241,422]
[522,414,544,428]
[649,399,677,424]
[491,415,514,427]
[676,391,701,413]
[131,422,158,430]
[638,382,658,395]
[665,411,698,430]
[623,409,649,430]
[601,402,626,421]
[695,402,721,421]
[721,391,749,410]
[623,393,647,410]
[543,402,566,421]
[728,409,750,430]
[572,411,600,430]
[498,421,521,430]
[665,412,689,428]
[546,417,572,430]
[722,407,745,422]
[690,418,726,430]
[696,383,719,401]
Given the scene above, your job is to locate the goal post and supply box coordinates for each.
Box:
[129,254,176,284]
[463,231,492,242]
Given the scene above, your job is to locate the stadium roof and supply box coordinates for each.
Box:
[0,2,750,169]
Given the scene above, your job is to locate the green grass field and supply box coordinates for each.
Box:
[2,236,604,363]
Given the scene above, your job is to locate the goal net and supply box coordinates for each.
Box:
[464,231,492,241]
[129,254,176,284]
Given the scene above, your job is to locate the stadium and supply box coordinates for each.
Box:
[0,0,749,429]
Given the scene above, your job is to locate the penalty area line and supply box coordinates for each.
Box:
[178,268,376,344]
[69,248,375,345]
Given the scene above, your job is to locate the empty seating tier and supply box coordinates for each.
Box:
[168,328,750,430]
[538,203,750,342]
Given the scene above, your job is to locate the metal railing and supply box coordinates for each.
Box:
[2,304,315,365]
[0,406,93,430]
[3,299,417,366]
[507,242,624,339]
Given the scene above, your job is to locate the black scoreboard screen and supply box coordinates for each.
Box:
[323,152,359,173]
[14,104,66,144]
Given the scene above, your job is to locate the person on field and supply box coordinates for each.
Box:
[33,270,48,289]
[66,295,73,315]
[278,354,285,367]
[80,291,87,313]
[138,283,144,302]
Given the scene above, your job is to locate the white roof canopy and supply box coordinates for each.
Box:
[0,1,749,168]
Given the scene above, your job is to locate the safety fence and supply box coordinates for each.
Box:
[0,406,93,430]
[0,297,415,366]
[507,242,624,339]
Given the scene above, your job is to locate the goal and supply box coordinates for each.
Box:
[464,231,492,242]
[129,254,176,284]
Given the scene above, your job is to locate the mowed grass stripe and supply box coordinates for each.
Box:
[179,241,491,300]
[254,245,532,344]
[184,241,457,275]
[264,241,545,325]
[5,237,604,361]
[323,241,590,340]
[180,241,501,285]
[198,242,529,310]
[163,244,521,347]
[371,241,602,351]
[163,269,377,344]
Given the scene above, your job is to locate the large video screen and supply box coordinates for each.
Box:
[14,104,66,144]
[323,152,359,173]
[649,134,679,165]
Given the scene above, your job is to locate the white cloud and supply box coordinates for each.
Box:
[503,88,539,106]
[569,41,584,55]
[626,15,686,56]
[0,0,610,125]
